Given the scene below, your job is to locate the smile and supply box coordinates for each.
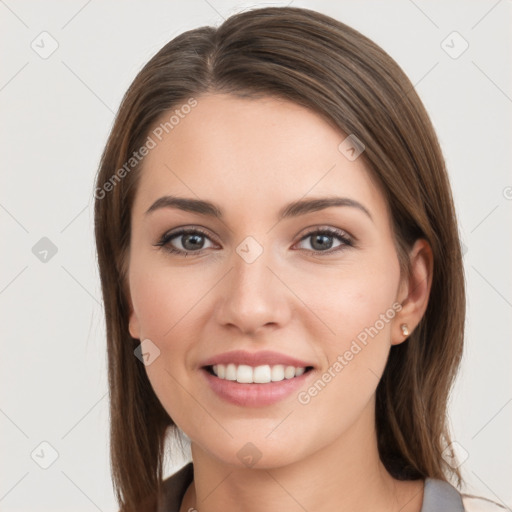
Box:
[208,363,309,383]
[202,367,315,407]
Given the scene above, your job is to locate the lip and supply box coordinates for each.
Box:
[201,367,314,407]
[200,350,313,369]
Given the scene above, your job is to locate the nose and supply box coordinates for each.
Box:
[214,244,292,336]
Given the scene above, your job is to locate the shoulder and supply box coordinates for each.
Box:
[461,493,509,512]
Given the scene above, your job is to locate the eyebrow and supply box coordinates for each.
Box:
[145,195,372,221]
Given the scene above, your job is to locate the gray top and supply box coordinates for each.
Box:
[421,477,465,511]
[156,462,504,512]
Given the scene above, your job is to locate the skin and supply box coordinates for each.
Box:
[127,94,433,512]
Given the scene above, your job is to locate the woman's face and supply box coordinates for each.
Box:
[127,93,407,468]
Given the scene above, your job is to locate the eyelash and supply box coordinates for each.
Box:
[154,226,354,257]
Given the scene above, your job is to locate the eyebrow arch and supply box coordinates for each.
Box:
[145,195,372,221]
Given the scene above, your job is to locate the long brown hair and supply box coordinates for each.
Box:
[94,6,465,511]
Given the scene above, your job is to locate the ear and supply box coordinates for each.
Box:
[127,295,140,340]
[392,239,433,346]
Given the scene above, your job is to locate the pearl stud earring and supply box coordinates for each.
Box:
[400,324,409,336]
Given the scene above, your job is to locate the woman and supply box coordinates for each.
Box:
[94,6,505,512]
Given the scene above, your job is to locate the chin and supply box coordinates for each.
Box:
[194,435,310,471]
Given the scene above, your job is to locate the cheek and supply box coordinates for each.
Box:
[129,260,207,340]
[292,263,400,430]
[294,251,401,394]
[297,255,400,343]
[129,262,210,430]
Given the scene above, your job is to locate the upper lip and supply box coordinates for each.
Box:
[200,350,313,368]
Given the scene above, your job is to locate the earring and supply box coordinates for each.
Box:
[400,324,409,336]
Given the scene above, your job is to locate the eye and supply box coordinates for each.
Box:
[154,226,354,257]
[294,227,353,254]
[154,227,217,256]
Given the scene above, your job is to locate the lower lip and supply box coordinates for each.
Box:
[201,368,313,407]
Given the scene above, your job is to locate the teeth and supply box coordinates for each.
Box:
[225,363,237,381]
[237,364,253,383]
[271,364,285,381]
[253,365,271,383]
[210,364,307,383]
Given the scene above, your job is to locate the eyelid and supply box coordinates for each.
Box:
[158,225,218,243]
[297,225,354,242]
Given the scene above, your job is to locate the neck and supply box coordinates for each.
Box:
[179,400,424,512]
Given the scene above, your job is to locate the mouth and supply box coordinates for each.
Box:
[203,363,314,383]
[199,350,316,406]
[201,362,315,407]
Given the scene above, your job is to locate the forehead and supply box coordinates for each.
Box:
[132,93,388,222]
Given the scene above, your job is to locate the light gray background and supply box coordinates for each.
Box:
[1,1,511,510]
